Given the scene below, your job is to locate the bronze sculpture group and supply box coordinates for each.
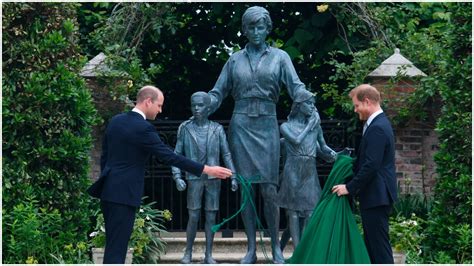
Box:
[172,6,340,264]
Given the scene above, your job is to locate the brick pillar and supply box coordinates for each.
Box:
[393,123,438,195]
[370,79,438,196]
[85,78,127,181]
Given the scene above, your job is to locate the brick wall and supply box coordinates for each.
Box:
[394,122,438,195]
[371,79,439,196]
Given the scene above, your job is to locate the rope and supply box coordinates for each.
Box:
[211,174,272,263]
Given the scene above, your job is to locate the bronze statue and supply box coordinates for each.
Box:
[172,92,238,264]
[207,6,313,263]
[277,90,337,249]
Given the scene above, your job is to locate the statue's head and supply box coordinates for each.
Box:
[190,91,211,120]
[242,6,272,45]
[289,90,316,119]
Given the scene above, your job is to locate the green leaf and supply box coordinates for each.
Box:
[284,46,301,60]
[294,28,313,44]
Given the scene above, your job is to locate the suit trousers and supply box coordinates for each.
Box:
[360,205,394,264]
[101,200,137,264]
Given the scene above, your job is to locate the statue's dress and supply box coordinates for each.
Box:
[287,155,371,264]
[276,124,322,211]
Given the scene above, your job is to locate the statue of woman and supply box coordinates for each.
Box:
[207,6,312,263]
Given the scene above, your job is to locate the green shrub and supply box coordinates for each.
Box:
[89,199,172,263]
[2,2,98,263]
[389,214,425,263]
[423,4,472,263]
[392,193,432,220]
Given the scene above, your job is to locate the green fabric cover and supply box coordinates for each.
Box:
[287,155,371,264]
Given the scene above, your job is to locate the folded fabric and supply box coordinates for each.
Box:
[287,155,371,264]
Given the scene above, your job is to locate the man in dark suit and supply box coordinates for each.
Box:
[87,85,232,264]
[332,84,398,264]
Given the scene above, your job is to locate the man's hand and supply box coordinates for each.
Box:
[175,178,186,191]
[332,184,349,196]
[203,165,232,179]
[231,178,238,192]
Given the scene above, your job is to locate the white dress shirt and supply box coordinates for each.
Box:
[363,109,383,135]
[132,107,146,120]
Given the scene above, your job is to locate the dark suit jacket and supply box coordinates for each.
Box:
[346,112,398,210]
[87,111,204,207]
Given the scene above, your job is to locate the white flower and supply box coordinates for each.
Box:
[89,231,98,237]
[146,215,151,221]
[139,208,144,213]
[317,4,329,13]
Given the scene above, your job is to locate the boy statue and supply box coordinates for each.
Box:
[171,91,238,264]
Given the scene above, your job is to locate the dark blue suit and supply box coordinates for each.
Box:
[346,112,397,264]
[88,111,204,263]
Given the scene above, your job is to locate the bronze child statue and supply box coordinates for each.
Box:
[171,91,238,264]
[277,90,337,249]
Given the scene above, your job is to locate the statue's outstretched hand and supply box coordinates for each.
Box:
[337,147,354,157]
[231,178,239,192]
[175,178,187,191]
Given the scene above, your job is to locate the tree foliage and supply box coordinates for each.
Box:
[423,4,471,263]
[2,3,98,263]
[83,2,363,120]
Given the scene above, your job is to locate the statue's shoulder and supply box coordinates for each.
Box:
[228,50,245,61]
[209,120,224,131]
[178,120,193,132]
[270,46,291,59]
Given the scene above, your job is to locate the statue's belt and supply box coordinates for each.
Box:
[288,154,317,158]
[233,98,276,117]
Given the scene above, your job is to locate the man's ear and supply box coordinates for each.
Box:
[363,97,371,106]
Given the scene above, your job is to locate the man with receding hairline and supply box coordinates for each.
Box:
[332,84,398,264]
[87,85,232,263]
